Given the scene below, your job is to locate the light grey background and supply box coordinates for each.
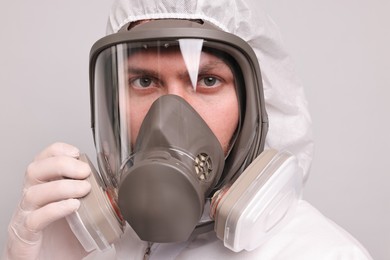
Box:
[0,1,388,259]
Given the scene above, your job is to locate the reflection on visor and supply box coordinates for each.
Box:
[179,39,204,90]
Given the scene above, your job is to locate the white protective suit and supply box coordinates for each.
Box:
[3,0,373,259]
[82,0,373,259]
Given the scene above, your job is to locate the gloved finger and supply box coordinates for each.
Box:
[21,179,91,211]
[25,156,91,187]
[27,198,81,234]
[11,199,81,243]
[34,142,80,161]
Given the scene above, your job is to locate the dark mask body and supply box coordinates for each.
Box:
[118,95,225,242]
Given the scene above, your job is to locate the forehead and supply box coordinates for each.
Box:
[127,47,233,71]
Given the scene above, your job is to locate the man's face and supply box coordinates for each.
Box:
[124,47,239,154]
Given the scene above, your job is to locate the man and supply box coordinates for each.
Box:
[4,0,372,259]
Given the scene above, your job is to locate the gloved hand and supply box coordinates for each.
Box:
[4,142,92,260]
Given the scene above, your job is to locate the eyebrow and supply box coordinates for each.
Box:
[198,60,230,74]
[127,67,160,78]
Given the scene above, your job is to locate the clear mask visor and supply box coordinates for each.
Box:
[93,39,240,186]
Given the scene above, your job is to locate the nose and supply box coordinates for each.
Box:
[165,79,194,100]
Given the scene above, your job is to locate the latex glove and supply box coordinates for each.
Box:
[4,143,92,260]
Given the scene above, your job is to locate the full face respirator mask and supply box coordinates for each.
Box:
[66,19,303,253]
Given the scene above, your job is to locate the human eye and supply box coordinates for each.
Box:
[129,76,159,89]
[198,76,222,88]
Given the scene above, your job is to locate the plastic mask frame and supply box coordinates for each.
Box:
[89,19,269,191]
